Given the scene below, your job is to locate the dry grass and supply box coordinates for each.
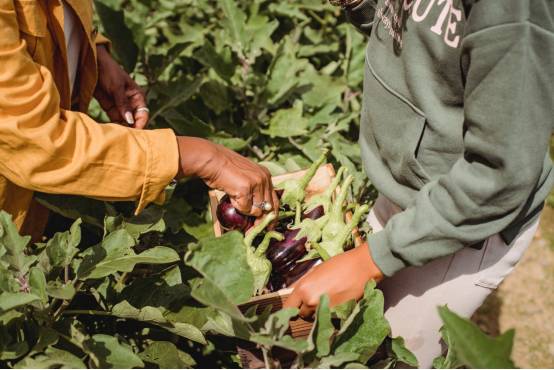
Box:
[471,205,554,368]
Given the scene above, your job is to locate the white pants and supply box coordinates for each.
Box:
[368,195,539,368]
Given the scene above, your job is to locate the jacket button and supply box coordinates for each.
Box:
[92,26,98,40]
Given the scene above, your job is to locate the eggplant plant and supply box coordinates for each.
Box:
[274,149,330,209]
[321,175,355,242]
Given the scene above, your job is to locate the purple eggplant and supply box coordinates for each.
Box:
[276,189,284,199]
[274,149,331,209]
[216,194,254,232]
[271,257,324,291]
[301,205,325,221]
[266,200,329,271]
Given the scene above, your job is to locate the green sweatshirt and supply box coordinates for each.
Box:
[346,0,554,276]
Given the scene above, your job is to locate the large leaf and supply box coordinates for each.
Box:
[111,301,206,344]
[82,334,144,369]
[74,230,179,280]
[218,0,249,55]
[104,206,166,241]
[28,267,48,304]
[0,292,42,314]
[184,231,255,321]
[34,194,111,228]
[386,336,419,368]
[193,41,235,80]
[331,281,391,364]
[14,347,86,369]
[250,308,308,352]
[93,0,140,73]
[138,341,196,369]
[0,211,37,280]
[0,263,20,293]
[28,327,59,357]
[438,306,516,369]
[149,75,204,123]
[432,324,463,369]
[37,219,81,279]
[260,100,308,138]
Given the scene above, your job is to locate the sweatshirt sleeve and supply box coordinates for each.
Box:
[367,0,554,276]
[0,0,179,215]
[345,0,378,37]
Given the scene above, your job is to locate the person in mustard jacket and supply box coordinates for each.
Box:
[0,0,279,242]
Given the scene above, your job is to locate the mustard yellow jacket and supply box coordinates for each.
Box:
[0,0,179,242]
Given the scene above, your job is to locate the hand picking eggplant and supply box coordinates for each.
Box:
[266,201,328,272]
[273,149,330,209]
[302,166,347,216]
[321,175,355,242]
[216,194,254,232]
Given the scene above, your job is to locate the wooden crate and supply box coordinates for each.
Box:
[208,165,384,368]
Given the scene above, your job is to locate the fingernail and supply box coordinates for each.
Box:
[125,112,135,125]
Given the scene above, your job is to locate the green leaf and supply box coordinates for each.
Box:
[193,41,235,80]
[218,0,248,55]
[37,220,81,279]
[296,294,335,365]
[249,20,279,59]
[0,292,42,314]
[28,267,48,304]
[249,308,308,352]
[386,336,419,367]
[331,281,390,364]
[259,162,288,176]
[34,194,111,228]
[260,100,308,138]
[28,327,59,357]
[83,334,144,369]
[74,230,179,280]
[310,352,361,369]
[0,263,20,293]
[120,265,191,315]
[199,80,230,115]
[0,211,37,280]
[93,0,139,73]
[330,299,356,324]
[0,326,12,354]
[150,75,204,123]
[432,324,464,369]
[89,276,116,311]
[138,341,196,369]
[0,341,28,360]
[15,347,86,369]
[45,280,76,300]
[438,306,516,369]
[111,301,206,344]
[104,206,166,241]
[184,231,255,321]
[208,132,247,151]
[147,42,191,80]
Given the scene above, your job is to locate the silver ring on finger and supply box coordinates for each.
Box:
[253,200,272,212]
[136,107,150,113]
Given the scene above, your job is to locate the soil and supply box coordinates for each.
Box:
[470,205,554,368]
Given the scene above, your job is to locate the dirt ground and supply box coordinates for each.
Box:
[470,205,554,368]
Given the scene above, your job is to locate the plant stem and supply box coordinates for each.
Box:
[255,231,284,257]
[261,346,275,369]
[336,204,370,247]
[329,176,355,225]
[61,310,113,316]
[294,200,302,226]
[49,281,84,326]
[244,212,276,248]
[297,149,331,189]
[310,242,332,261]
[113,272,128,292]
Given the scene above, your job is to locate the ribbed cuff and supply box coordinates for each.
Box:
[135,129,179,214]
[367,230,407,277]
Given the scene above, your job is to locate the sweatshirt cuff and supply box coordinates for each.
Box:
[95,32,112,54]
[135,129,179,214]
[367,230,407,277]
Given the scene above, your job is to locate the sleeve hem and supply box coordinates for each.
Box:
[135,129,179,214]
[367,230,407,277]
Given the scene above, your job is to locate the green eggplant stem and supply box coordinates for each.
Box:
[329,175,355,224]
[321,166,347,199]
[336,204,370,247]
[309,241,332,261]
[343,203,359,212]
[294,200,302,226]
[256,231,284,256]
[244,212,276,248]
[297,148,331,189]
[278,211,296,220]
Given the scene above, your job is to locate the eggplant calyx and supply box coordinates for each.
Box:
[321,175,355,242]
[307,241,332,261]
[243,212,276,248]
[255,231,284,257]
[274,149,330,208]
[290,214,329,243]
[303,166,347,215]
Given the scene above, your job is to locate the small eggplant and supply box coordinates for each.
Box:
[247,231,284,296]
[216,194,254,232]
[274,149,331,209]
[301,205,325,221]
[266,201,328,271]
[271,257,324,291]
[302,166,347,216]
[321,175,355,242]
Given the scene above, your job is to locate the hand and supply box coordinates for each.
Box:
[283,243,384,318]
[175,137,280,229]
[94,45,149,129]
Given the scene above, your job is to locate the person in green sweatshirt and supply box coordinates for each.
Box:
[284,0,554,366]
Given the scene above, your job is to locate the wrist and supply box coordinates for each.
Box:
[355,241,384,284]
[175,137,217,179]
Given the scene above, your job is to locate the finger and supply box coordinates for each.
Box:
[289,267,316,288]
[134,109,149,130]
[282,288,303,309]
[298,304,316,320]
[230,191,261,217]
[113,83,134,126]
